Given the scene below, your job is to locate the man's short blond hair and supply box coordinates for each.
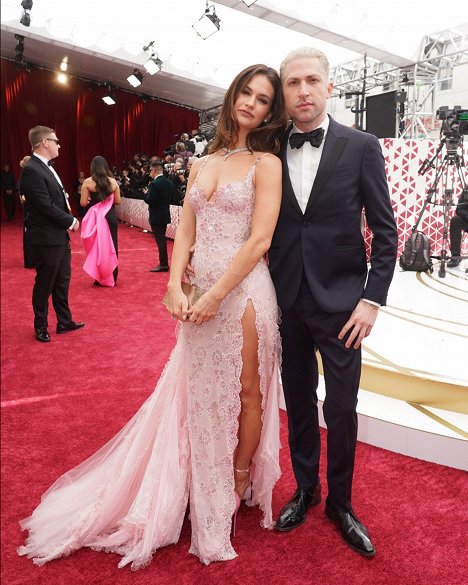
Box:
[280,47,330,80]
[28,125,54,149]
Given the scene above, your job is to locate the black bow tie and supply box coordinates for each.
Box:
[289,128,325,149]
[48,160,54,167]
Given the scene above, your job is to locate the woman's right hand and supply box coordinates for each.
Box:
[165,286,190,321]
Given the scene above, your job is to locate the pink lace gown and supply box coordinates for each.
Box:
[18,156,282,569]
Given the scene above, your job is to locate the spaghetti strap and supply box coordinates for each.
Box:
[194,155,210,183]
[253,153,269,170]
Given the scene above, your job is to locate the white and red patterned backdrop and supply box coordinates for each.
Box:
[363,138,468,257]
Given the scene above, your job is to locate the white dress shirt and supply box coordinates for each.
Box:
[286,116,329,214]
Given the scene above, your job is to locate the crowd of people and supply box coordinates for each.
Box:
[111,129,208,205]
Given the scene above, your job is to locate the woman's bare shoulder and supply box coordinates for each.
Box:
[254,152,281,172]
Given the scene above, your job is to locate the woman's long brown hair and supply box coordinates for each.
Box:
[209,64,287,155]
[90,156,114,202]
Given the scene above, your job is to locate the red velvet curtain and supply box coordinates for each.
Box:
[1,59,199,196]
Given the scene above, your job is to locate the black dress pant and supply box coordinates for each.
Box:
[2,191,16,221]
[151,223,168,267]
[31,242,72,330]
[450,214,468,256]
[279,275,360,512]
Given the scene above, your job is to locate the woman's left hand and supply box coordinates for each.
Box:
[187,290,220,325]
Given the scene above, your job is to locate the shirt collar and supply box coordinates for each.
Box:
[34,153,53,166]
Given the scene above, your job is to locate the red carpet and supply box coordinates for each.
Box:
[1,219,467,585]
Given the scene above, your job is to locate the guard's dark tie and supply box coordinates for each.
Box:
[289,128,325,149]
[48,160,54,167]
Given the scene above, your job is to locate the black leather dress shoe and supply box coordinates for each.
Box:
[56,321,85,334]
[447,257,461,268]
[35,328,50,342]
[275,484,322,532]
[149,266,169,272]
[325,504,375,557]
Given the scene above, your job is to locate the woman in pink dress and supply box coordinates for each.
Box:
[18,64,287,569]
[80,156,121,286]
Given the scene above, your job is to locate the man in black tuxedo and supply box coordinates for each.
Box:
[20,125,84,342]
[144,160,174,272]
[270,48,398,556]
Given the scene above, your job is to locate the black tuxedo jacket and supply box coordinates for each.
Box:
[269,116,398,313]
[144,175,173,225]
[20,155,73,246]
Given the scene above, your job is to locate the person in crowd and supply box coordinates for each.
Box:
[19,125,84,342]
[18,155,35,268]
[1,162,17,221]
[80,156,121,286]
[175,140,193,165]
[447,191,468,267]
[18,63,287,569]
[144,160,174,272]
[75,170,86,218]
[172,164,189,206]
[270,47,398,557]
[119,168,132,197]
[180,132,195,154]
[131,164,150,199]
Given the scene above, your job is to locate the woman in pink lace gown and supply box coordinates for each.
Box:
[18,64,287,569]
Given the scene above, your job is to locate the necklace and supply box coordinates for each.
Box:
[223,147,249,161]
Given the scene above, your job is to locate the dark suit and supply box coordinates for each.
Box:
[144,174,173,267]
[269,117,398,511]
[20,155,75,330]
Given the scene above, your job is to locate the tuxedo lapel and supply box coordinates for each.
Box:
[280,126,304,217]
[31,155,64,192]
[304,118,347,218]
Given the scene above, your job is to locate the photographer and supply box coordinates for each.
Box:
[448,190,468,267]
[172,166,188,206]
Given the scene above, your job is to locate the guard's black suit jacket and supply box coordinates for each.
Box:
[144,174,173,225]
[269,116,398,313]
[20,155,73,246]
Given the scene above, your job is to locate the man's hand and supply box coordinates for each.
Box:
[185,244,196,279]
[72,219,80,232]
[338,299,379,349]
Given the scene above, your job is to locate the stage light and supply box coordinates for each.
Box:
[143,54,163,75]
[57,72,68,84]
[20,0,32,26]
[127,69,143,87]
[102,94,116,105]
[102,84,116,105]
[20,11,31,26]
[60,57,68,72]
[242,0,258,6]
[192,1,221,40]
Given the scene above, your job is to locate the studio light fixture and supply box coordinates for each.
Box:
[192,1,221,40]
[57,72,68,84]
[143,54,163,75]
[102,84,116,105]
[242,0,258,6]
[127,69,143,87]
[20,0,32,26]
[60,56,68,72]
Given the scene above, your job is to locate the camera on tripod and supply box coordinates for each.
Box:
[436,106,468,152]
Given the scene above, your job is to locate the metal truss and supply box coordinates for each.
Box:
[330,25,468,138]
